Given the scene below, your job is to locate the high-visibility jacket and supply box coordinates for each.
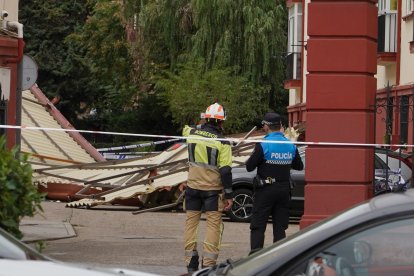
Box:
[183,124,233,198]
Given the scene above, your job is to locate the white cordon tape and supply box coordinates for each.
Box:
[1,124,413,148]
[97,138,181,152]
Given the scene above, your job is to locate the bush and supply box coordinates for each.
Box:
[0,135,44,239]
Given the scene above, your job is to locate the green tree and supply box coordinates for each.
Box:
[157,60,268,133]
[128,0,289,131]
[19,0,96,124]
[0,136,44,239]
[66,0,137,115]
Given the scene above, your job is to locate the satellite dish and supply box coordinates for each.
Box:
[21,54,38,90]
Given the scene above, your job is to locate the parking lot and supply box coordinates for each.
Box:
[22,201,300,275]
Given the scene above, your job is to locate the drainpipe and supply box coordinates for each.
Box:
[4,21,24,150]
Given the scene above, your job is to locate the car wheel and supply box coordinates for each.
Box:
[227,188,254,223]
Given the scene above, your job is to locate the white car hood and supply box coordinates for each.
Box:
[0,260,159,276]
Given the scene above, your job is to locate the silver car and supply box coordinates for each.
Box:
[198,189,414,275]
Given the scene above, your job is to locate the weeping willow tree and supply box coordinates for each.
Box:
[128,0,287,83]
[122,0,288,133]
[190,0,288,110]
[195,0,286,70]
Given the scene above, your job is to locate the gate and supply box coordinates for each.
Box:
[373,84,414,194]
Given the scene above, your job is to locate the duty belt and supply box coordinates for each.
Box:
[262,177,290,185]
[263,177,277,184]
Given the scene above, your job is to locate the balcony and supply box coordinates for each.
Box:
[377,12,397,65]
[284,52,302,89]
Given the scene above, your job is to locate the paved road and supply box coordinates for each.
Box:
[23,201,300,275]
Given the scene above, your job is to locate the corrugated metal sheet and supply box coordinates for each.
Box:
[21,89,98,165]
[33,143,189,186]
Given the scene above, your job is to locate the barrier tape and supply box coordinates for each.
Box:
[97,138,181,152]
[1,124,413,149]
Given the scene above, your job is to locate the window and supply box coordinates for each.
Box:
[287,4,302,55]
[400,96,409,144]
[377,0,398,52]
[404,0,414,16]
[287,4,303,80]
[288,218,414,275]
[379,0,398,13]
[390,0,398,10]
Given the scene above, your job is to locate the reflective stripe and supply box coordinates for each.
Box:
[189,161,218,170]
[185,240,197,248]
[202,251,219,260]
[224,188,233,194]
[188,144,196,162]
[209,148,218,166]
[219,222,224,248]
[265,160,292,165]
[185,250,199,257]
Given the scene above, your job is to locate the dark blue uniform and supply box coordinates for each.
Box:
[246,132,303,253]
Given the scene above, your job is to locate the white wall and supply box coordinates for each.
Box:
[0,0,18,22]
[399,16,414,85]
[376,63,397,88]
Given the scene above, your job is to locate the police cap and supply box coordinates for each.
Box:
[261,112,281,126]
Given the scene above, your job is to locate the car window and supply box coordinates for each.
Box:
[0,229,47,260]
[285,217,414,276]
[0,235,29,260]
[375,154,389,170]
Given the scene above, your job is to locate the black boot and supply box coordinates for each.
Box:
[187,254,199,274]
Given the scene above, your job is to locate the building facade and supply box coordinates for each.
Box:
[0,0,22,149]
[286,0,414,151]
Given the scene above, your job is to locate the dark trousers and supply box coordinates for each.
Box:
[250,183,290,253]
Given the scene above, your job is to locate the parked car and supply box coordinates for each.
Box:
[0,228,157,276]
[227,147,412,222]
[197,189,414,276]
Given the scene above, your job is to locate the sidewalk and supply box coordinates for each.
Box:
[20,199,79,243]
[20,219,76,242]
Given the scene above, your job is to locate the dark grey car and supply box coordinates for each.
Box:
[198,189,414,276]
[227,147,411,222]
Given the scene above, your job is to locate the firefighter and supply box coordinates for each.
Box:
[246,112,304,254]
[182,103,233,274]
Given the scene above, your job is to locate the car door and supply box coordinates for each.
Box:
[278,214,414,276]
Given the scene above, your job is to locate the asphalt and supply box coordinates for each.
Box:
[19,201,300,276]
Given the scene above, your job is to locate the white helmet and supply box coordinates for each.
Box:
[201,103,226,121]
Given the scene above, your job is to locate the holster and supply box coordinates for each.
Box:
[253,175,265,189]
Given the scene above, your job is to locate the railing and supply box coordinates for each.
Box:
[0,101,6,137]
[286,52,301,81]
[378,12,397,53]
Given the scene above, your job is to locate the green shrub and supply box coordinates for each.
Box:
[0,135,44,239]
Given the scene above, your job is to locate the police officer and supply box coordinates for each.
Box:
[182,103,233,273]
[246,112,303,254]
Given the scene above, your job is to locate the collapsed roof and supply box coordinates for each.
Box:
[21,85,258,211]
